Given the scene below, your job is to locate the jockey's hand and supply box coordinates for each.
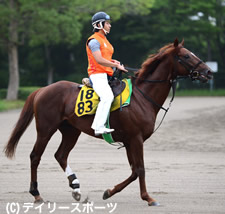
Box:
[117,64,128,73]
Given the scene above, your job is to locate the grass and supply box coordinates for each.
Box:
[175,89,225,96]
[0,86,40,100]
[0,100,25,112]
[0,86,40,112]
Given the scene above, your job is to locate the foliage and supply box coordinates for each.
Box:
[0,0,154,47]
[0,0,155,90]
[0,100,24,112]
[0,0,224,90]
[0,87,40,100]
[19,0,82,47]
[112,0,225,65]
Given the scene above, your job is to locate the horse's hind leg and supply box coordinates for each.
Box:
[29,128,57,203]
[55,121,81,201]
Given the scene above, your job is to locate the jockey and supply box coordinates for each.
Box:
[86,11,127,135]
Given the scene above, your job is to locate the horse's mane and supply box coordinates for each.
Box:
[135,43,176,82]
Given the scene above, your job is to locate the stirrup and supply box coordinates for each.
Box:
[94,128,114,136]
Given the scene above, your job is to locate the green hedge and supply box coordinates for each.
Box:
[1,87,225,100]
[175,89,225,96]
[0,87,40,100]
[0,89,7,99]
[0,100,25,112]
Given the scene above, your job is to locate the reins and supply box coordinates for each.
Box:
[133,78,178,133]
[111,48,208,148]
[123,66,178,133]
[111,69,176,149]
[121,52,199,133]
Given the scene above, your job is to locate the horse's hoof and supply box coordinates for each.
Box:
[103,189,111,200]
[82,196,90,204]
[72,191,81,201]
[148,201,160,206]
[34,197,44,204]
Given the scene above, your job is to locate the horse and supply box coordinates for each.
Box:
[4,39,212,206]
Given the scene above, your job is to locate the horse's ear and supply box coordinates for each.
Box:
[181,39,184,46]
[174,38,179,47]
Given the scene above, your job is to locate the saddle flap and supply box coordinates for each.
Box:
[109,78,126,98]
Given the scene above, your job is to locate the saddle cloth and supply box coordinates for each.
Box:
[75,79,132,117]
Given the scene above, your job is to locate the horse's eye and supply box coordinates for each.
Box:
[184,54,190,59]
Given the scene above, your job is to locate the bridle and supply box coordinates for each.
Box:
[174,51,203,81]
[122,52,205,133]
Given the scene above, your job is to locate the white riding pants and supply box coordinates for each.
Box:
[89,73,114,130]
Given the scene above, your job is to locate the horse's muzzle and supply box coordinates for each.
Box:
[198,69,213,83]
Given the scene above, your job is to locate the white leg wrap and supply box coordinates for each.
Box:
[72,179,81,193]
[65,165,74,177]
[66,165,81,194]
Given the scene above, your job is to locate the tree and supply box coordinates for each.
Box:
[0,0,154,99]
[0,0,19,100]
[112,0,225,70]
[23,0,154,85]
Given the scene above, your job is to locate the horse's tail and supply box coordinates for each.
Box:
[4,89,40,158]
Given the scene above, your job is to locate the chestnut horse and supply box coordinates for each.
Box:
[4,39,212,206]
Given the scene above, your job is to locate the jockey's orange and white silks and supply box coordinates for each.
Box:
[86,32,114,76]
[89,73,114,131]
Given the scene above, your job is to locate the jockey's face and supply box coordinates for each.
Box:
[103,21,111,34]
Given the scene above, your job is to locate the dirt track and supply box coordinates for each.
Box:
[0,97,225,214]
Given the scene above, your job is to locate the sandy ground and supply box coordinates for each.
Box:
[0,97,225,214]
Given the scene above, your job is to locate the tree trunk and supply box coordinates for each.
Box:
[45,45,54,85]
[217,37,225,69]
[207,39,212,61]
[7,44,19,100]
[7,0,19,100]
[47,66,54,85]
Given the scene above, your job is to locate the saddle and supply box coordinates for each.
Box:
[82,76,126,98]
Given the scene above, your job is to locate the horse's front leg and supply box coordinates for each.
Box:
[138,165,159,206]
[103,143,138,199]
[130,139,159,206]
[103,137,159,206]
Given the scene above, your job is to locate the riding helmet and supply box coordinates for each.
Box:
[92,11,110,28]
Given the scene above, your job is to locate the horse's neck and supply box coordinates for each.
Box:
[139,59,173,113]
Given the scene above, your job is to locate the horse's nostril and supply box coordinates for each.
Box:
[207,70,213,79]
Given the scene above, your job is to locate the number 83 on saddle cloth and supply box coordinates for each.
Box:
[75,79,132,117]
